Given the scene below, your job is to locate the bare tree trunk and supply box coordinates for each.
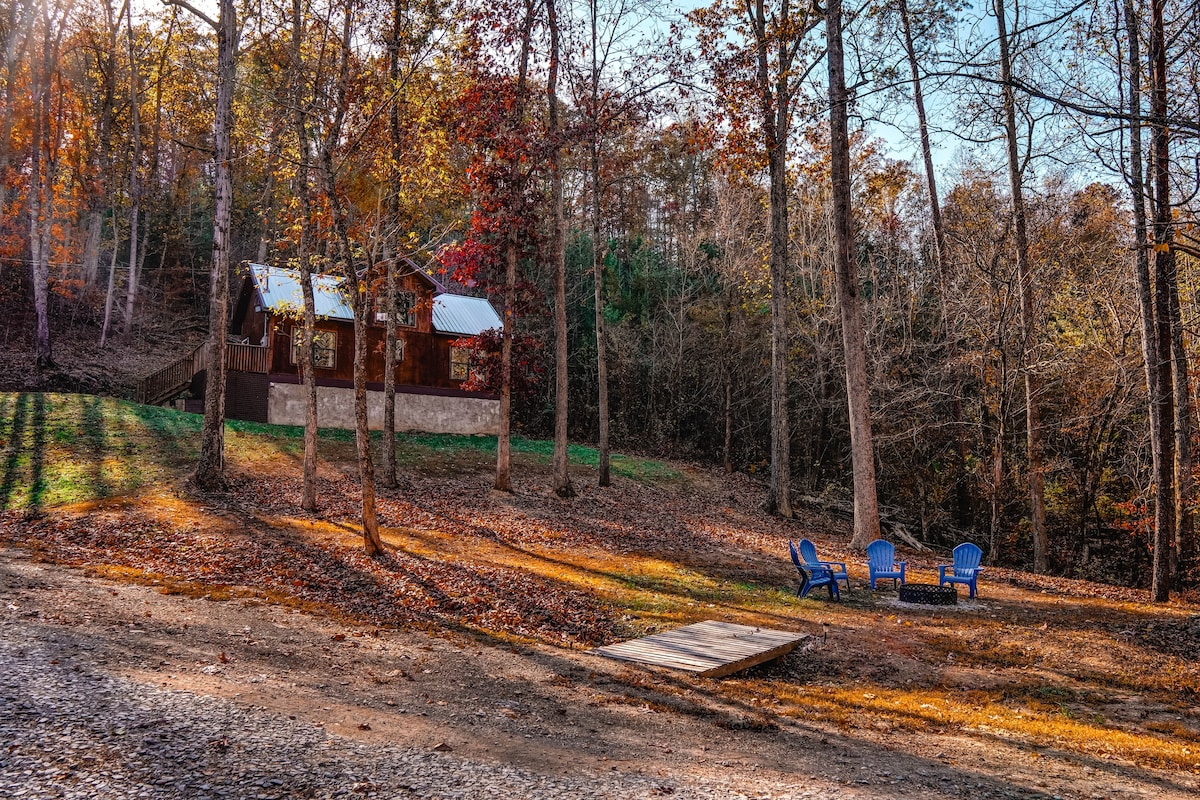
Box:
[320,4,383,555]
[828,0,880,548]
[723,284,734,475]
[352,286,383,554]
[381,0,402,491]
[995,0,1048,572]
[897,0,946,276]
[589,0,610,487]
[496,240,515,493]
[382,254,399,488]
[27,0,67,370]
[194,0,237,492]
[494,0,535,494]
[121,4,142,339]
[548,0,573,498]
[291,0,318,512]
[1148,0,1175,599]
[745,0,798,518]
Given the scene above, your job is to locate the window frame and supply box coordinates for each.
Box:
[449,345,469,381]
[291,327,336,370]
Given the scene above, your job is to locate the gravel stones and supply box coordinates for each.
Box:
[0,619,743,799]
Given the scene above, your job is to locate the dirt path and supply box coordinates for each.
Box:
[3,546,1196,800]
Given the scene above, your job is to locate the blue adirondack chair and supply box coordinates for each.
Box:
[866,539,906,590]
[789,541,840,600]
[799,538,851,592]
[939,542,984,598]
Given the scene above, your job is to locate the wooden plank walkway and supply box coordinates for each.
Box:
[592,620,808,678]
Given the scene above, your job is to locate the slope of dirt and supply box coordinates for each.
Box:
[3,393,1200,798]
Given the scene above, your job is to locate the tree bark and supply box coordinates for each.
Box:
[589,0,611,487]
[291,0,318,512]
[1148,0,1175,599]
[827,0,880,548]
[194,0,237,493]
[548,0,574,498]
[493,0,535,494]
[745,0,802,518]
[897,0,946,277]
[121,3,142,339]
[321,5,384,555]
[995,0,1048,572]
[381,0,402,491]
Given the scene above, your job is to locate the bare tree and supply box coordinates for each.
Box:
[167,0,238,492]
[995,0,1048,572]
[827,0,881,548]
[547,0,573,497]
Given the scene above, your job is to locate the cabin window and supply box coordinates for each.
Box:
[396,291,416,326]
[376,291,416,327]
[291,328,336,369]
[450,346,469,381]
[394,336,406,363]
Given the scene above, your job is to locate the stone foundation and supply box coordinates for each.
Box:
[267,382,499,435]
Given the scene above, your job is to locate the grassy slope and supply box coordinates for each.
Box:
[4,392,1200,777]
[0,392,678,512]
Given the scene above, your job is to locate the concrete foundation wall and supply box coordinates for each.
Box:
[267,382,499,435]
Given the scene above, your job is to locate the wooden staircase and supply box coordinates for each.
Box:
[135,342,268,406]
[136,344,207,405]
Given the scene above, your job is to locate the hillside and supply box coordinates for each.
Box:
[2,392,1200,799]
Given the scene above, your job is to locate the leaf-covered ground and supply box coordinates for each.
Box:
[3,392,1200,796]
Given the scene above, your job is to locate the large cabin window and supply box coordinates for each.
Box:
[376,291,416,327]
[291,328,336,369]
[450,346,469,381]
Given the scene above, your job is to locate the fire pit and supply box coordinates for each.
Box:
[898,583,958,606]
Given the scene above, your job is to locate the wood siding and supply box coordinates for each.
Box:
[231,271,483,395]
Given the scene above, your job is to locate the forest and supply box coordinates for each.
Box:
[2,0,1199,597]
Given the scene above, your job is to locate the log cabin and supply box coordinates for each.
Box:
[192,262,502,435]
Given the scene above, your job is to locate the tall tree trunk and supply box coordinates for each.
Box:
[291,0,318,512]
[320,4,383,555]
[353,281,383,554]
[1148,0,1175,599]
[27,0,66,370]
[897,0,946,276]
[194,0,237,493]
[121,4,142,339]
[828,0,880,548]
[494,0,535,494]
[746,0,794,518]
[382,255,399,488]
[723,283,734,475]
[548,0,573,498]
[1170,276,1194,582]
[496,241,515,492]
[589,0,610,487]
[995,0,1048,572]
[381,0,402,491]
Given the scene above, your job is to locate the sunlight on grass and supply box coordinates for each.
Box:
[0,392,677,512]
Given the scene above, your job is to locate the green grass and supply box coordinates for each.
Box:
[0,392,681,511]
[397,432,680,481]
